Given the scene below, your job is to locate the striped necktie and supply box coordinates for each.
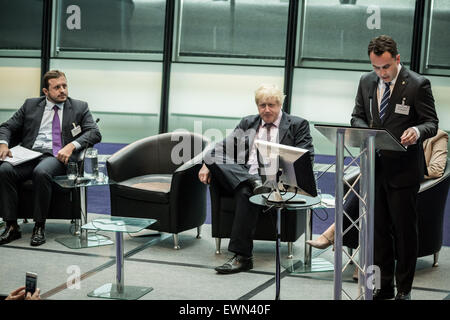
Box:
[379,81,391,122]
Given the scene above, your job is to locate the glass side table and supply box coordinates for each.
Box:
[82,216,157,300]
[250,192,321,300]
[279,193,336,275]
[53,174,115,249]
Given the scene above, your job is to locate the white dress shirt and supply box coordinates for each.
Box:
[377,64,420,141]
[247,110,283,175]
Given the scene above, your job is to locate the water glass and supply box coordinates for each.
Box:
[67,162,78,180]
[84,148,99,179]
[96,164,107,183]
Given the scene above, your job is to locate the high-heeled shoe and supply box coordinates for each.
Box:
[306,234,333,249]
[306,224,335,249]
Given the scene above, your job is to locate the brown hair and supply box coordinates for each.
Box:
[42,70,66,89]
[367,35,398,58]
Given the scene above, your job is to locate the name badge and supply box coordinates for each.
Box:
[395,104,410,115]
[71,124,82,137]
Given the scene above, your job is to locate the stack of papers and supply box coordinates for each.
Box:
[1,145,42,166]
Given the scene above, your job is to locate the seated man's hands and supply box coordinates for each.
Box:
[198,163,211,184]
[56,143,76,164]
[0,143,12,161]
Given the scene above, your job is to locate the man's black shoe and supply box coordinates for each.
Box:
[395,291,411,300]
[373,288,395,300]
[215,254,253,274]
[30,225,46,246]
[0,225,22,245]
[249,179,272,195]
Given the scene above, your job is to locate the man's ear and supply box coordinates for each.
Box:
[42,88,48,96]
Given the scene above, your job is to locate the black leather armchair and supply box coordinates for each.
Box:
[107,132,209,249]
[210,179,307,258]
[417,159,450,266]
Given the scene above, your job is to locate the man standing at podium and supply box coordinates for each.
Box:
[351,35,438,300]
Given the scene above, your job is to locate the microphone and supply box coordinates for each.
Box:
[368,81,376,128]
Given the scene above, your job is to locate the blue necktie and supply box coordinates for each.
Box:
[379,82,391,122]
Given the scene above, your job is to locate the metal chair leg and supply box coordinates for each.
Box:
[287,242,294,259]
[215,238,221,254]
[196,226,202,239]
[173,234,180,250]
[433,251,439,267]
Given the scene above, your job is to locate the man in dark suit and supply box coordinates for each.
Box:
[351,35,438,299]
[198,84,314,274]
[0,70,101,246]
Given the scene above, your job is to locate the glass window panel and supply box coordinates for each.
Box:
[55,0,165,55]
[0,0,43,51]
[178,0,289,61]
[299,0,415,66]
[426,0,450,70]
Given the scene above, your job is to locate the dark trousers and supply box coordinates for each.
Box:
[206,162,260,257]
[374,178,419,293]
[0,155,66,224]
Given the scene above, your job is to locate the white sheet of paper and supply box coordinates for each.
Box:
[2,145,42,166]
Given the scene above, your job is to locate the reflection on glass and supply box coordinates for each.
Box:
[56,0,165,54]
[427,0,450,70]
[0,0,43,51]
[179,0,288,61]
[299,0,415,65]
[67,162,78,180]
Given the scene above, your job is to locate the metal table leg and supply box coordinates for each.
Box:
[55,186,113,249]
[275,207,281,300]
[87,232,153,300]
[281,208,334,274]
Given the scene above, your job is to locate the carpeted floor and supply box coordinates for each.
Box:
[89,143,450,247]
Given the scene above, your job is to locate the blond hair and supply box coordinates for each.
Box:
[254,84,285,105]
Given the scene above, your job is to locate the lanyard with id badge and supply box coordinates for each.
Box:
[71,123,82,137]
[395,97,410,116]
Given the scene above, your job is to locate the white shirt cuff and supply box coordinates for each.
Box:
[72,141,81,150]
[412,127,420,143]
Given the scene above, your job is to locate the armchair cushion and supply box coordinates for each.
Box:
[114,174,172,204]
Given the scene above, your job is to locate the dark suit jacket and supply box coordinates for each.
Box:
[351,66,438,188]
[0,96,102,157]
[207,112,314,166]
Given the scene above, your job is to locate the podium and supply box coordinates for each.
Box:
[314,124,406,300]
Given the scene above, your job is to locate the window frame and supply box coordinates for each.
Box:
[172,0,286,67]
[295,0,413,71]
[420,0,450,76]
[50,0,164,62]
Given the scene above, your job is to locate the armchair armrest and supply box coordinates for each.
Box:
[419,159,450,193]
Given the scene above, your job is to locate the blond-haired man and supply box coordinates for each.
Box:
[199,84,314,274]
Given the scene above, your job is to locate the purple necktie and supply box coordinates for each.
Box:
[52,106,62,156]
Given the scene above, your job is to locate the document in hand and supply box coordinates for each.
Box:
[1,145,42,166]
